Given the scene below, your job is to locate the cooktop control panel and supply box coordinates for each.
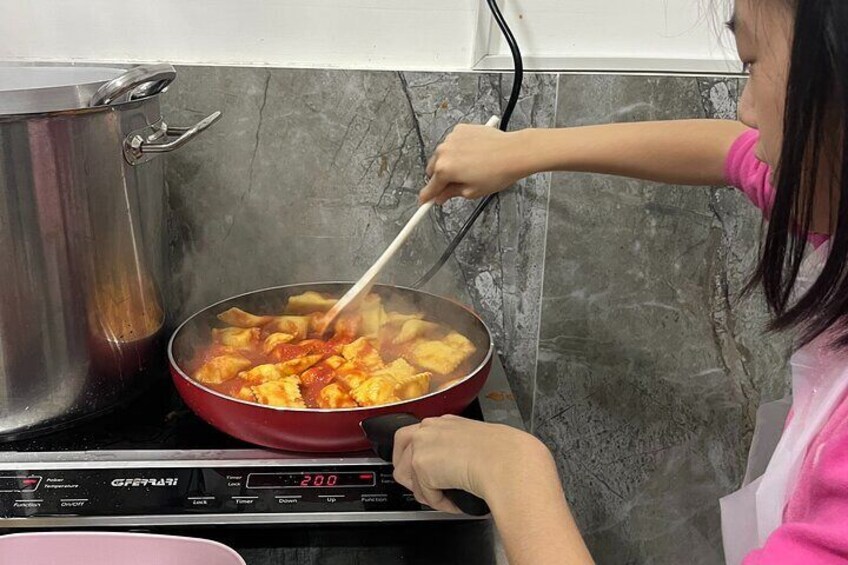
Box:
[0,462,438,524]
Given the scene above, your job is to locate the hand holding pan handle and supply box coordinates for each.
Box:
[360,413,491,517]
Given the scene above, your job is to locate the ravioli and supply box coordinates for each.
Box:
[406,332,476,375]
[212,327,260,348]
[393,319,441,344]
[370,358,416,381]
[193,291,479,409]
[286,291,338,314]
[360,295,387,337]
[217,307,273,328]
[276,354,323,376]
[341,338,384,371]
[334,363,371,390]
[394,372,432,400]
[251,376,306,408]
[194,355,253,385]
[385,311,424,326]
[262,332,295,355]
[351,376,400,407]
[317,383,358,409]
[265,316,310,340]
[238,363,285,385]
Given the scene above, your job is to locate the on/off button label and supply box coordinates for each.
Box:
[59,498,89,509]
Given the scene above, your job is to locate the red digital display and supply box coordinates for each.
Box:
[246,472,376,489]
[299,474,334,487]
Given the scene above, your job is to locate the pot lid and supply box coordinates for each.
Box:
[0,66,128,115]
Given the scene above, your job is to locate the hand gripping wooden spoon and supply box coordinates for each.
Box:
[319,115,501,335]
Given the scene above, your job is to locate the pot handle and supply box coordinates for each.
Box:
[124,111,222,165]
[90,64,177,107]
[360,413,492,517]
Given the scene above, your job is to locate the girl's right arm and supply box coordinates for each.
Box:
[421,119,750,204]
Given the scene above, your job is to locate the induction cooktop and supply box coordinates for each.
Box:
[0,356,522,527]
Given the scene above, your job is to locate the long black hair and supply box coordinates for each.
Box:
[748,0,848,348]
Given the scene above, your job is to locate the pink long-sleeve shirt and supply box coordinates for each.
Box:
[725,129,848,564]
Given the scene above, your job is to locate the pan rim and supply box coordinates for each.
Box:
[167,281,495,414]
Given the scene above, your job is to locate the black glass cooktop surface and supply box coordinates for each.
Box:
[0,380,484,453]
[0,381,249,452]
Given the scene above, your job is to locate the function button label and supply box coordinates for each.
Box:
[361,494,388,504]
[13,499,42,509]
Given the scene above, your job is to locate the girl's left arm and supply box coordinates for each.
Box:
[392,416,595,565]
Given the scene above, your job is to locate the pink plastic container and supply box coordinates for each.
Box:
[0,532,246,565]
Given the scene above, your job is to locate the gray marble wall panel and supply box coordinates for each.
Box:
[534,75,792,564]
[398,72,555,422]
[161,67,554,422]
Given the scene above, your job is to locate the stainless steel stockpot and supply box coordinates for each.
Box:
[0,64,220,438]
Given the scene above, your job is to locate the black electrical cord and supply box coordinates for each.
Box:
[413,0,524,289]
[485,0,524,132]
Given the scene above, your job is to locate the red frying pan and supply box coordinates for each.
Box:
[169,283,494,515]
[168,282,494,453]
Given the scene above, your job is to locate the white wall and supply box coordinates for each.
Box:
[477,0,740,72]
[1,0,740,73]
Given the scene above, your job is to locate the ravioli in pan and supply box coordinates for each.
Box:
[191,291,477,409]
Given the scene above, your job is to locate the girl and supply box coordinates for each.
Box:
[391,0,848,563]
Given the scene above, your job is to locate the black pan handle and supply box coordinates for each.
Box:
[360,413,491,517]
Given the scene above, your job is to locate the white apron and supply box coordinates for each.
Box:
[720,244,848,564]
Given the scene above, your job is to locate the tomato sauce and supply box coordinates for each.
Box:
[270,344,308,362]
[300,364,334,389]
[300,364,337,407]
[215,376,252,398]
